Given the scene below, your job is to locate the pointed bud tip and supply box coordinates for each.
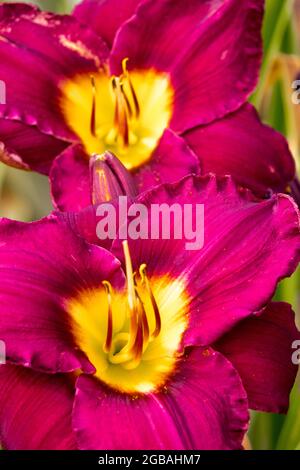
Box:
[90,152,138,204]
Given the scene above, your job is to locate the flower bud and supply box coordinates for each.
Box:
[90,152,138,204]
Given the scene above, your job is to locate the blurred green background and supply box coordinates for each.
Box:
[0,0,299,450]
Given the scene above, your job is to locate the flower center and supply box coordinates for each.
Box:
[102,241,162,370]
[67,241,189,394]
[59,60,174,170]
[91,59,141,152]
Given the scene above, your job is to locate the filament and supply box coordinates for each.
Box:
[90,75,97,137]
[139,264,161,338]
[102,280,113,353]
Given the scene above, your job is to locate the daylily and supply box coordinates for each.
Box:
[0,0,296,211]
[0,174,299,450]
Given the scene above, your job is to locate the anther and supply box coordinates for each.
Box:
[120,82,133,119]
[122,58,140,118]
[139,264,161,338]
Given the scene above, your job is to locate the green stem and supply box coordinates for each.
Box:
[253,0,293,109]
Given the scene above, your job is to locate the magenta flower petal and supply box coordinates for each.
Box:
[73,0,141,49]
[0,216,124,373]
[0,118,67,174]
[0,364,77,450]
[73,347,248,450]
[110,0,263,132]
[184,103,296,196]
[0,3,108,146]
[134,129,200,192]
[215,302,300,414]
[57,204,115,250]
[112,175,300,345]
[50,145,91,211]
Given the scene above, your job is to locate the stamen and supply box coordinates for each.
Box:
[139,264,161,338]
[120,82,133,119]
[87,58,143,153]
[121,57,129,75]
[111,77,118,129]
[111,76,129,148]
[90,75,97,137]
[135,288,150,345]
[122,240,139,352]
[102,244,162,369]
[122,57,140,118]
[124,303,143,369]
[128,77,140,119]
[102,281,113,353]
[123,240,136,312]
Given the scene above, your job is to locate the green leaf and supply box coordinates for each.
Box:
[252,0,294,108]
[249,411,285,450]
[276,380,300,449]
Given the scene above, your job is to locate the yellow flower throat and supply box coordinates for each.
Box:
[60,59,174,170]
[67,241,188,394]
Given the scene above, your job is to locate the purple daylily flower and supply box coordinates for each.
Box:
[0,174,299,450]
[0,1,295,212]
